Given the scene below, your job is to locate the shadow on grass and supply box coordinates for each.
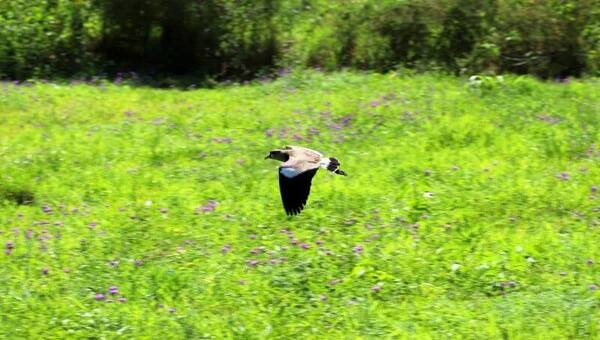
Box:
[6,68,291,90]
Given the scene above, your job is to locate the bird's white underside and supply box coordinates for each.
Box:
[280,157,331,178]
[279,167,301,178]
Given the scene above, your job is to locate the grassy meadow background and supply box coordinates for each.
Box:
[0,71,599,338]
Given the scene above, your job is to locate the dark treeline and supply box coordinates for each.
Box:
[1,0,599,81]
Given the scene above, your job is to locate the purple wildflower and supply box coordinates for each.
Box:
[340,114,353,127]
[42,268,49,275]
[315,240,323,246]
[196,200,217,213]
[592,185,598,193]
[352,245,364,255]
[300,243,311,249]
[246,259,259,267]
[5,242,14,250]
[211,137,232,144]
[250,247,264,255]
[293,133,303,141]
[95,293,105,301]
[117,297,127,303]
[88,221,97,229]
[500,280,516,288]
[221,244,232,254]
[370,100,381,107]
[109,286,119,295]
[135,259,143,267]
[589,284,598,291]
[42,205,53,214]
[557,172,570,181]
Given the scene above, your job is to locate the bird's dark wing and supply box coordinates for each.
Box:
[278,168,318,216]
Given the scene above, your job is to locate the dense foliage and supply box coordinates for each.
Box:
[1,0,599,80]
[0,72,599,337]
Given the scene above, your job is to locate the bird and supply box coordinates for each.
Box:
[265,145,347,216]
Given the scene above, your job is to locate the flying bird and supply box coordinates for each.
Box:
[265,145,347,216]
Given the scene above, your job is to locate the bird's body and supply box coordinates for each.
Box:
[265,145,347,215]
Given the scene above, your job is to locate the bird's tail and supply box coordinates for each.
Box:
[321,157,347,176]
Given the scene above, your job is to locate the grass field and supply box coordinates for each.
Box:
[0,71,599,338]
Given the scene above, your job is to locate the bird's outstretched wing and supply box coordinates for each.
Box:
[278,167,318,216]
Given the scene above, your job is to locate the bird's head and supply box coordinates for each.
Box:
[265,150,289,161]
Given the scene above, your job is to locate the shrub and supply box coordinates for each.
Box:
[0,0,597,79]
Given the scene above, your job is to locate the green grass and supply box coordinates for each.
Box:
[0,71,599,338]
